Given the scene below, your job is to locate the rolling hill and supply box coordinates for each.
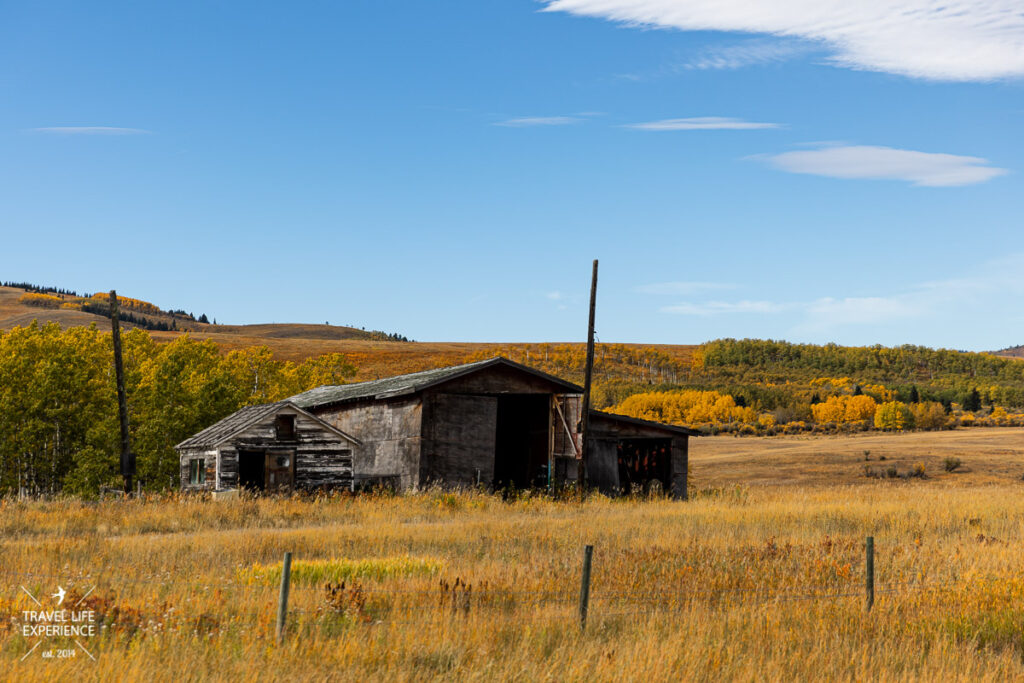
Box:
[0,284,696,381]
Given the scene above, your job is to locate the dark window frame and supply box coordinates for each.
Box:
[275,414,296,440]
[189,458,206,485]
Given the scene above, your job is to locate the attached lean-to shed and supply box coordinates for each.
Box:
[175,401,360,492]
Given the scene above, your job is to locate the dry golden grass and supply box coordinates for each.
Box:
[693,427,1024,488]
[5,448,1024,681]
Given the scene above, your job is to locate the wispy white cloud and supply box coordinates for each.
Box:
[30,126,150,135]
[662,300,791,315]
[683,39,812,71]
[494,116,580,127]
[637,281,737,295]
[756,145,1008,187]
[626,116,782,131]
[659,254,1024,340]
[542,0,1024,81]
[546,291,565,300]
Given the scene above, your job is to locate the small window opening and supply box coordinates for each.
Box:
[275,414,296,439]
[189,458,206,485]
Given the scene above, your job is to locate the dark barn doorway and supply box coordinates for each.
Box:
[493,394,550,489]
[617,438,671,494]
[238,449,266,491]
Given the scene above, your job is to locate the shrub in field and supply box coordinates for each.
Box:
[910,401,948,430]
[238,556,444,585]
[811,394,878,424]
[944,457,962,472]
[875,401,914,431]
[911,462,927,478]
[322,582,373,624]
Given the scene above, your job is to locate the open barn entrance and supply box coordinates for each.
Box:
[617,438,671,494]
[493,394,550,489]
[238,449,266,491]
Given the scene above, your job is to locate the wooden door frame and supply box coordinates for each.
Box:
[265,449,296,492]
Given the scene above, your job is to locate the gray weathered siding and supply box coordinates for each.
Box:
[179,447,218,492]
[179,407,355,491]
[314,398,422,489]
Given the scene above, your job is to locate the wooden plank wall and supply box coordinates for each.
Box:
[179,448,218,491]
[178,409,355,491]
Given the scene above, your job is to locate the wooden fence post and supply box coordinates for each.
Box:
[865,536,874,612]
[276,552,293,643]
[579,544,594,630]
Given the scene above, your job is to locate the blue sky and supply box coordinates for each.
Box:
[1,1,1022,350]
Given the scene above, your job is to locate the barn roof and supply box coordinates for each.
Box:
[590,410,701,437]
[289,357,583,410]
[175,401,361,450]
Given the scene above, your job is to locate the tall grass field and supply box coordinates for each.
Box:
[4,480,1024,681]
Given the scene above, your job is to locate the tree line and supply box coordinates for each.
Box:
[0,322,356,497]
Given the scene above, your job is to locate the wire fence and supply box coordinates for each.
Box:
[3,535,966,641]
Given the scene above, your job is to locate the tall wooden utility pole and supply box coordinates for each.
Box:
[109,290,134,494]
[579,260,598,487]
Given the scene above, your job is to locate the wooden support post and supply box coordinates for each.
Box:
[579,544,594,630]
[547,397,555,495]
[109,291,134,495]
[579,260,598,487]
[865,536,875,612]
[276,551,293,643]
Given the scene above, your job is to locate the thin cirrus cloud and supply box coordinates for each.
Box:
[30,126,150,135]
[626,116,781,131]
[662,300,790,315]
[658,253,1024,342]
[493,116,581,127]
[683,39,812,71]
[541,0,1024,81]
[637,281,737,295]
[757,145,1009,187]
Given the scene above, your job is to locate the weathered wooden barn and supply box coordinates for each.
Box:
[176,401,360,492]
[177,357,697,498]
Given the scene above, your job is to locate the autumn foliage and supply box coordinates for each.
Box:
[0,322,356,496]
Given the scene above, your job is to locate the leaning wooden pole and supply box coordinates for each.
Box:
[579,260,598,488]
[109,290,134,495]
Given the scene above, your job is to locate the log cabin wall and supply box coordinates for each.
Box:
[179,447,218,492]
[178,406,355,492]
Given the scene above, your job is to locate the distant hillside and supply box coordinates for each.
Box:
[0,283,412,358]
[995,345,1024,359]
[0,283,696,384]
